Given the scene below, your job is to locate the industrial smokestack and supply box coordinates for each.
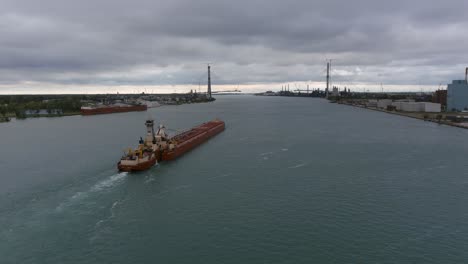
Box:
[207,64,212,99]
[466,67,468,82]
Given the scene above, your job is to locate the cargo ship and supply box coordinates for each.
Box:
[118,119,225,172]
[81,104,147,115]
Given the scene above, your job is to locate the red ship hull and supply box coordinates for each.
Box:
[81,105,147,115]
[117,155,158,172]
[162,120,225,161]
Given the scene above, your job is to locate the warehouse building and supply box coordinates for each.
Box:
[391,102,441,112]
[377,99,393,109]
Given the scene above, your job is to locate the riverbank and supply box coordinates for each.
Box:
[0,93,214,121]
[336,101,468,129]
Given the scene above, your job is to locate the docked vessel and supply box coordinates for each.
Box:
[118,119,225,172]
[81,104,147,115]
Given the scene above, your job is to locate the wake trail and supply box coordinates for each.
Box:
[208,173,232,180]
[90,172,128,192]
[56,172,128,211]
[289,162,308,169]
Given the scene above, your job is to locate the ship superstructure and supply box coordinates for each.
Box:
[117,119,159,172]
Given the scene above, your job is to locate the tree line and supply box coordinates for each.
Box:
[0,95,84,118]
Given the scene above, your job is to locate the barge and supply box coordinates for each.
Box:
[81,104,147,115]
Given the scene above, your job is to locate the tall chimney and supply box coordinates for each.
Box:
[207,64,212,99]
[326,61,330,98]
[465,67,468,82]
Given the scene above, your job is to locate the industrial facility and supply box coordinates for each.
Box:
[447,68,468,112]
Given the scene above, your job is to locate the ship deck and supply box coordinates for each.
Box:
[171,121,223,144]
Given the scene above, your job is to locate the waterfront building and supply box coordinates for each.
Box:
[332,87,339,96]
[377,99,393,109]
[418,102,441,112]
[391,102,441,112]
[447,80,468,112]
[24,109,63,116]
[432,90,447,107]
[366,99,378,108]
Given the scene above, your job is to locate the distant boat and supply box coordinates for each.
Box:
[80,104,147,115]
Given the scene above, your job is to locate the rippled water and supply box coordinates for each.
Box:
[1,95,468,263]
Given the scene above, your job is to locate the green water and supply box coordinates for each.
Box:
[1,96,468,263]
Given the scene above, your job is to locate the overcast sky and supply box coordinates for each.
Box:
[1,0,468,94]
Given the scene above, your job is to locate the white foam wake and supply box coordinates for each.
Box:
[289,162,308,169]
[56,172,128,211]
[208,173,232,180]
[90,172,128,192]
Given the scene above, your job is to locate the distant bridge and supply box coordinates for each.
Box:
[211,89,242,94]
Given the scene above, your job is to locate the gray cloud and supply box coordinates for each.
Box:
[1,0,468,92]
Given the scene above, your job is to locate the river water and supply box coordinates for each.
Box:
[1,95,468,263]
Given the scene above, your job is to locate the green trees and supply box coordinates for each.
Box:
[0,105,6,117]
[0,95,82,118]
